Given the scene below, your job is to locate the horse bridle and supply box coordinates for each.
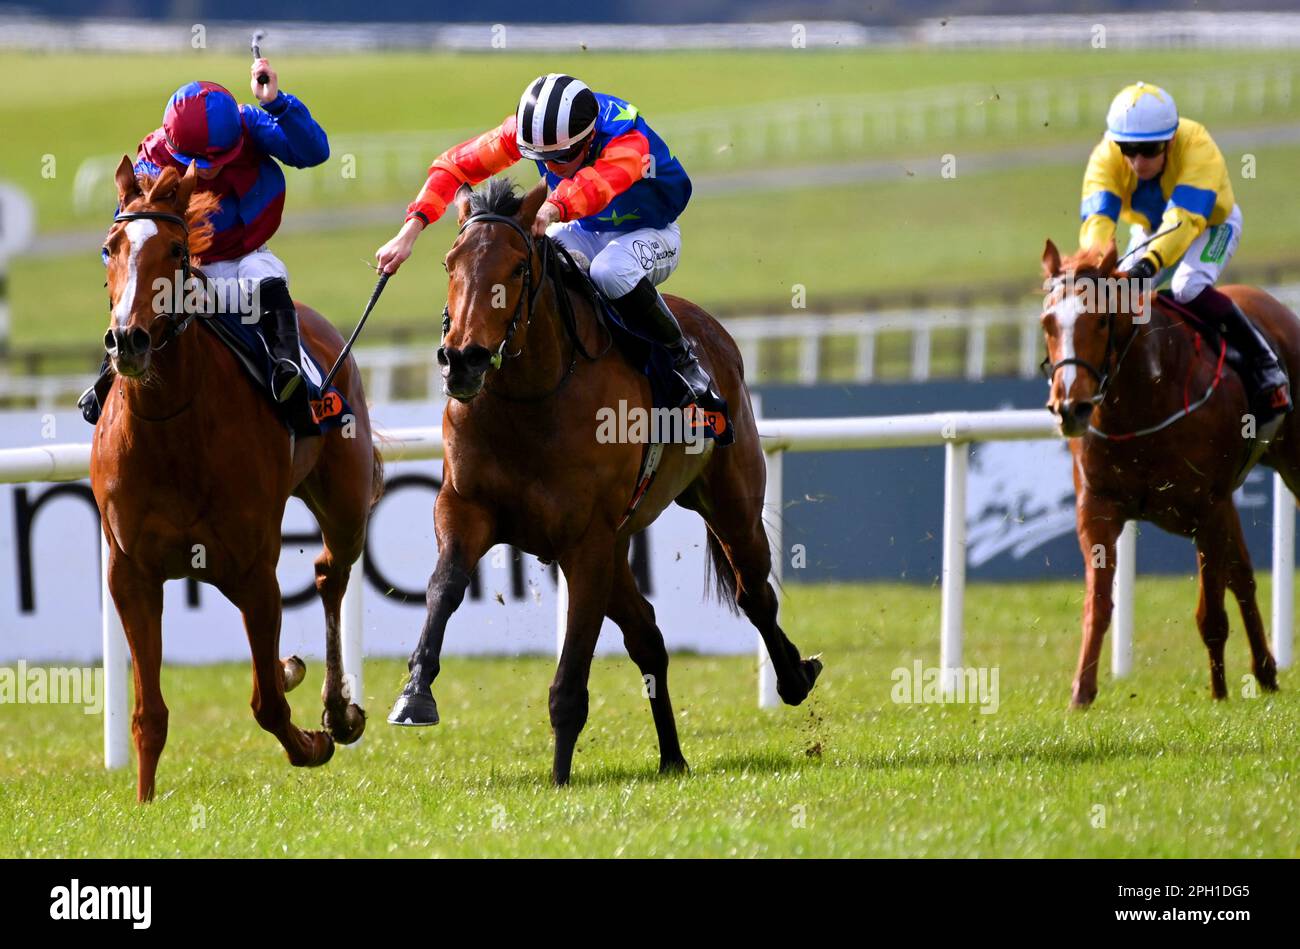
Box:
[440,211,611,401]
[440,212,548,372]
[109,209,197,351]
[1039,279,1140,405]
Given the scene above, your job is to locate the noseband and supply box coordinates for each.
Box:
[110,210,197,351]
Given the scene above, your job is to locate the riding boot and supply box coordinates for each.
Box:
[256,278,319,437]
[1188,285,1292,428]
[613,277,722,407]
[77,356,115,425]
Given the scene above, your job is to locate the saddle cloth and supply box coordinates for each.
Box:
[201,313,353,436]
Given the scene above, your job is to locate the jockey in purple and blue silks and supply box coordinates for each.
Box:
[81,56,329,429]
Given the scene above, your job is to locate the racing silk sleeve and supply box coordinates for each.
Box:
[1078,140,1124,252]
[243,93,330,169]
[405,115,522,226]
[1142,123,1229,271]
[546,129,650,222]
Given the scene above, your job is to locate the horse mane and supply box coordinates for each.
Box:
[131,171,223,259]
[1062,244,1112,276]
[468,177,524,217]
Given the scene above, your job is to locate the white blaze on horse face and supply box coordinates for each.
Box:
[1054,292,1086,399]
[113,219,158,331]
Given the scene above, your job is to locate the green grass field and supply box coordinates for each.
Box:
[6,48,1300,356]
[2,576,1297,858]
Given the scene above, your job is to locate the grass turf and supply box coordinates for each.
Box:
[1,576,1296,857]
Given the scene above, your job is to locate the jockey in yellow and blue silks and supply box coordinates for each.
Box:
[1080,81,1291,425]
[376,74,719,407]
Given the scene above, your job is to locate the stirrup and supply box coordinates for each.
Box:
[272,359,303,402]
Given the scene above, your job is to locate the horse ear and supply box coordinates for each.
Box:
[171,161,199,214]
[145,165,181,205]
[454,184,474,227]
[1041,239,1062,279]
[115,155,142,206]
[517,179,549,228]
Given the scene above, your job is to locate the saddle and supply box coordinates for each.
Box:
[1158,289,1289,486]
[551,243,733,446]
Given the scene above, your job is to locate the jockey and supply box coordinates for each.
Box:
[1080,81,1291,426]
[80,59,329,430]
[375,73,720,407]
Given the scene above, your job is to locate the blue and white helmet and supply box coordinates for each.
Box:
[1105,82,1179,142]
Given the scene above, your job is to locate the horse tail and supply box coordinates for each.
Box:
[704,527,742,615]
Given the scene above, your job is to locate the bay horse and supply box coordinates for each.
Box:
[92,157,380,801]
[1040,239,1290,707]
[388,179,823,784]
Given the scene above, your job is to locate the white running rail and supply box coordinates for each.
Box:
[0,410,1292,765]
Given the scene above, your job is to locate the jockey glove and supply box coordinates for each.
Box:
[1127,257,1158,282]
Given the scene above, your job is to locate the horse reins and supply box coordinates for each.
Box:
[441,211,612,403]
[110,209,198,350]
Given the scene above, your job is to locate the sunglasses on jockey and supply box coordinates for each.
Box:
[532,134,591,167]
[1117,139,1168,159]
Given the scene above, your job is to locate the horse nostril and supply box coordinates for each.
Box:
[435,346,450,368]
[463,346,492,372]
[1071,401,1094,423]
[128,327,151,355]
[103,329,117,354]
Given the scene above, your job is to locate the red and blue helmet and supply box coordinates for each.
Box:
[163,81,245,170]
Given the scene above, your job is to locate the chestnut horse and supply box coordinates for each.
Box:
[92,158,380,800]
[1040,239,1290,707]
[388,179,823,784]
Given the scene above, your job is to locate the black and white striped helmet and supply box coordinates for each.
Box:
[515,74,598,162]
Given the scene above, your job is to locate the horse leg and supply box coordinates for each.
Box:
[1223,538,1280,694]
[315,540,366,743]
[1195,501,1246,700]
[683,465,821,705]
[1071,492,1124,708]
[389,495,496,725]
[551,530,617,786]
[233,567,335,766]
[302,482,370,744]
[604,536,687,774]
[106,546,167,802]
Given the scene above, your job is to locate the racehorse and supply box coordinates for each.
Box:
[1040,239,1289,707]
[92,158,381,801]
[388,179,823,784]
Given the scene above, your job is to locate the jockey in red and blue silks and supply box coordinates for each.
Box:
[81,58,329,430]
[376,73,719,406]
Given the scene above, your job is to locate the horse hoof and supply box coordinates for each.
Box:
[1069,693,1095,710]
[388,690,439,726]
[324,703,367,744]
[659,757,690,776]
[282,656,306,693]
[777,655,823,706]
[292,731,335,768]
